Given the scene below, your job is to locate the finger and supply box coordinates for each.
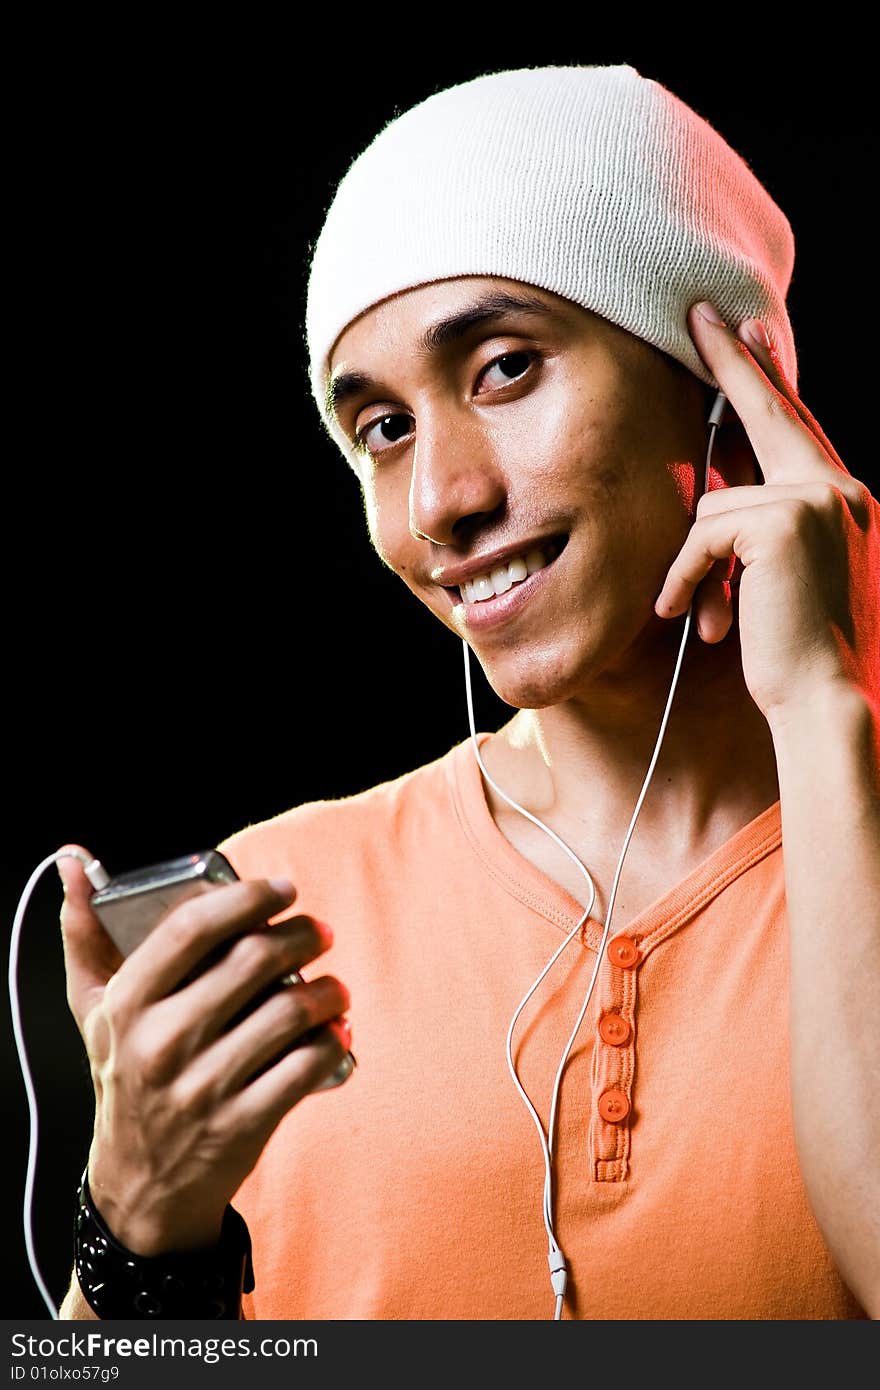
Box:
[168,913,336,1047]
[226,1015,355,1132]
[688,302,844,487]
[120,878,299,1006]
[691,557,734,645]
[57,845,125,1028]
[178,974,351,1105]
[656,491,835,620]
[735,318,849,474]
[655,509,746,618]
[695,479,869,521]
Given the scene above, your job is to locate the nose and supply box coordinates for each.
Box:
[408,410,507,546]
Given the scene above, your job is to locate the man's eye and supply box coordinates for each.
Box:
[477,350,535,391]
[354,413,412,458]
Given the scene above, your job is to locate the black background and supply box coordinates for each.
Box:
[4,28,874,1318]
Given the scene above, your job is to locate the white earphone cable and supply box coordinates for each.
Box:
[9,847,109,1319]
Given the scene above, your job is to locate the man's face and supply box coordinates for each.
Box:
[327,274,717,709]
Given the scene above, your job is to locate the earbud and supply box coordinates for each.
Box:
[708,390,727,429]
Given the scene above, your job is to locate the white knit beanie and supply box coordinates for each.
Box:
[306,64,796,478]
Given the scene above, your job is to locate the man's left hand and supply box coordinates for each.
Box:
[655,301,879,722]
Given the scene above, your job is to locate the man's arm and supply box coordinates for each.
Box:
[769,679,880,1316]
[660,302,880,1311]
[54,851,351,1321]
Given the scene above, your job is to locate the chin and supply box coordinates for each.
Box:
[472,601,663,707]
[476,643,589,710]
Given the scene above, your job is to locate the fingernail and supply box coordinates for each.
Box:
[268,876,296,899]
[694,301,725,325]
[331,1017,352,1047]
[741,317,771,350]
[56,857,70,892]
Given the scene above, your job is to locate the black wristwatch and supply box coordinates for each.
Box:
[74,1170,255,1319]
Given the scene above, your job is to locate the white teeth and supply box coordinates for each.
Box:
[507,557,528,583]
[460,545,555,605]
[474,576,495,601]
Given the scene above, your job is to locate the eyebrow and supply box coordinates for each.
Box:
[324,288,559,427]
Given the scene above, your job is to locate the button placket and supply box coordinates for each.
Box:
[590,937,640,1182]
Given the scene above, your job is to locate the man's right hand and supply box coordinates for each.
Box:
[57,843,351,1259]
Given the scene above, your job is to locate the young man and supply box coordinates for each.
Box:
[58,65,878,1320]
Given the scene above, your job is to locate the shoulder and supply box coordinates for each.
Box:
[216,738,467,881]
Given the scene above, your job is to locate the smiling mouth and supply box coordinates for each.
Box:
[451,536,567,605]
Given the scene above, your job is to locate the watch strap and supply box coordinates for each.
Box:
[74,1169,255,1319]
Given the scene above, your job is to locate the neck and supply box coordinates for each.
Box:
[481,617,780,856]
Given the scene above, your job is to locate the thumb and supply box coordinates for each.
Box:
[57,845,124,1029]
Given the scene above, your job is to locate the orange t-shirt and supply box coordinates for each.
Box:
[218,732,864,1320]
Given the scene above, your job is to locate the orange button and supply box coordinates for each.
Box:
[598,1089,631,1123]
[599,1012,631,1046]
[607,936,640,968]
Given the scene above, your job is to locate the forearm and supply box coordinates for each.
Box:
[769,680,880,1315]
